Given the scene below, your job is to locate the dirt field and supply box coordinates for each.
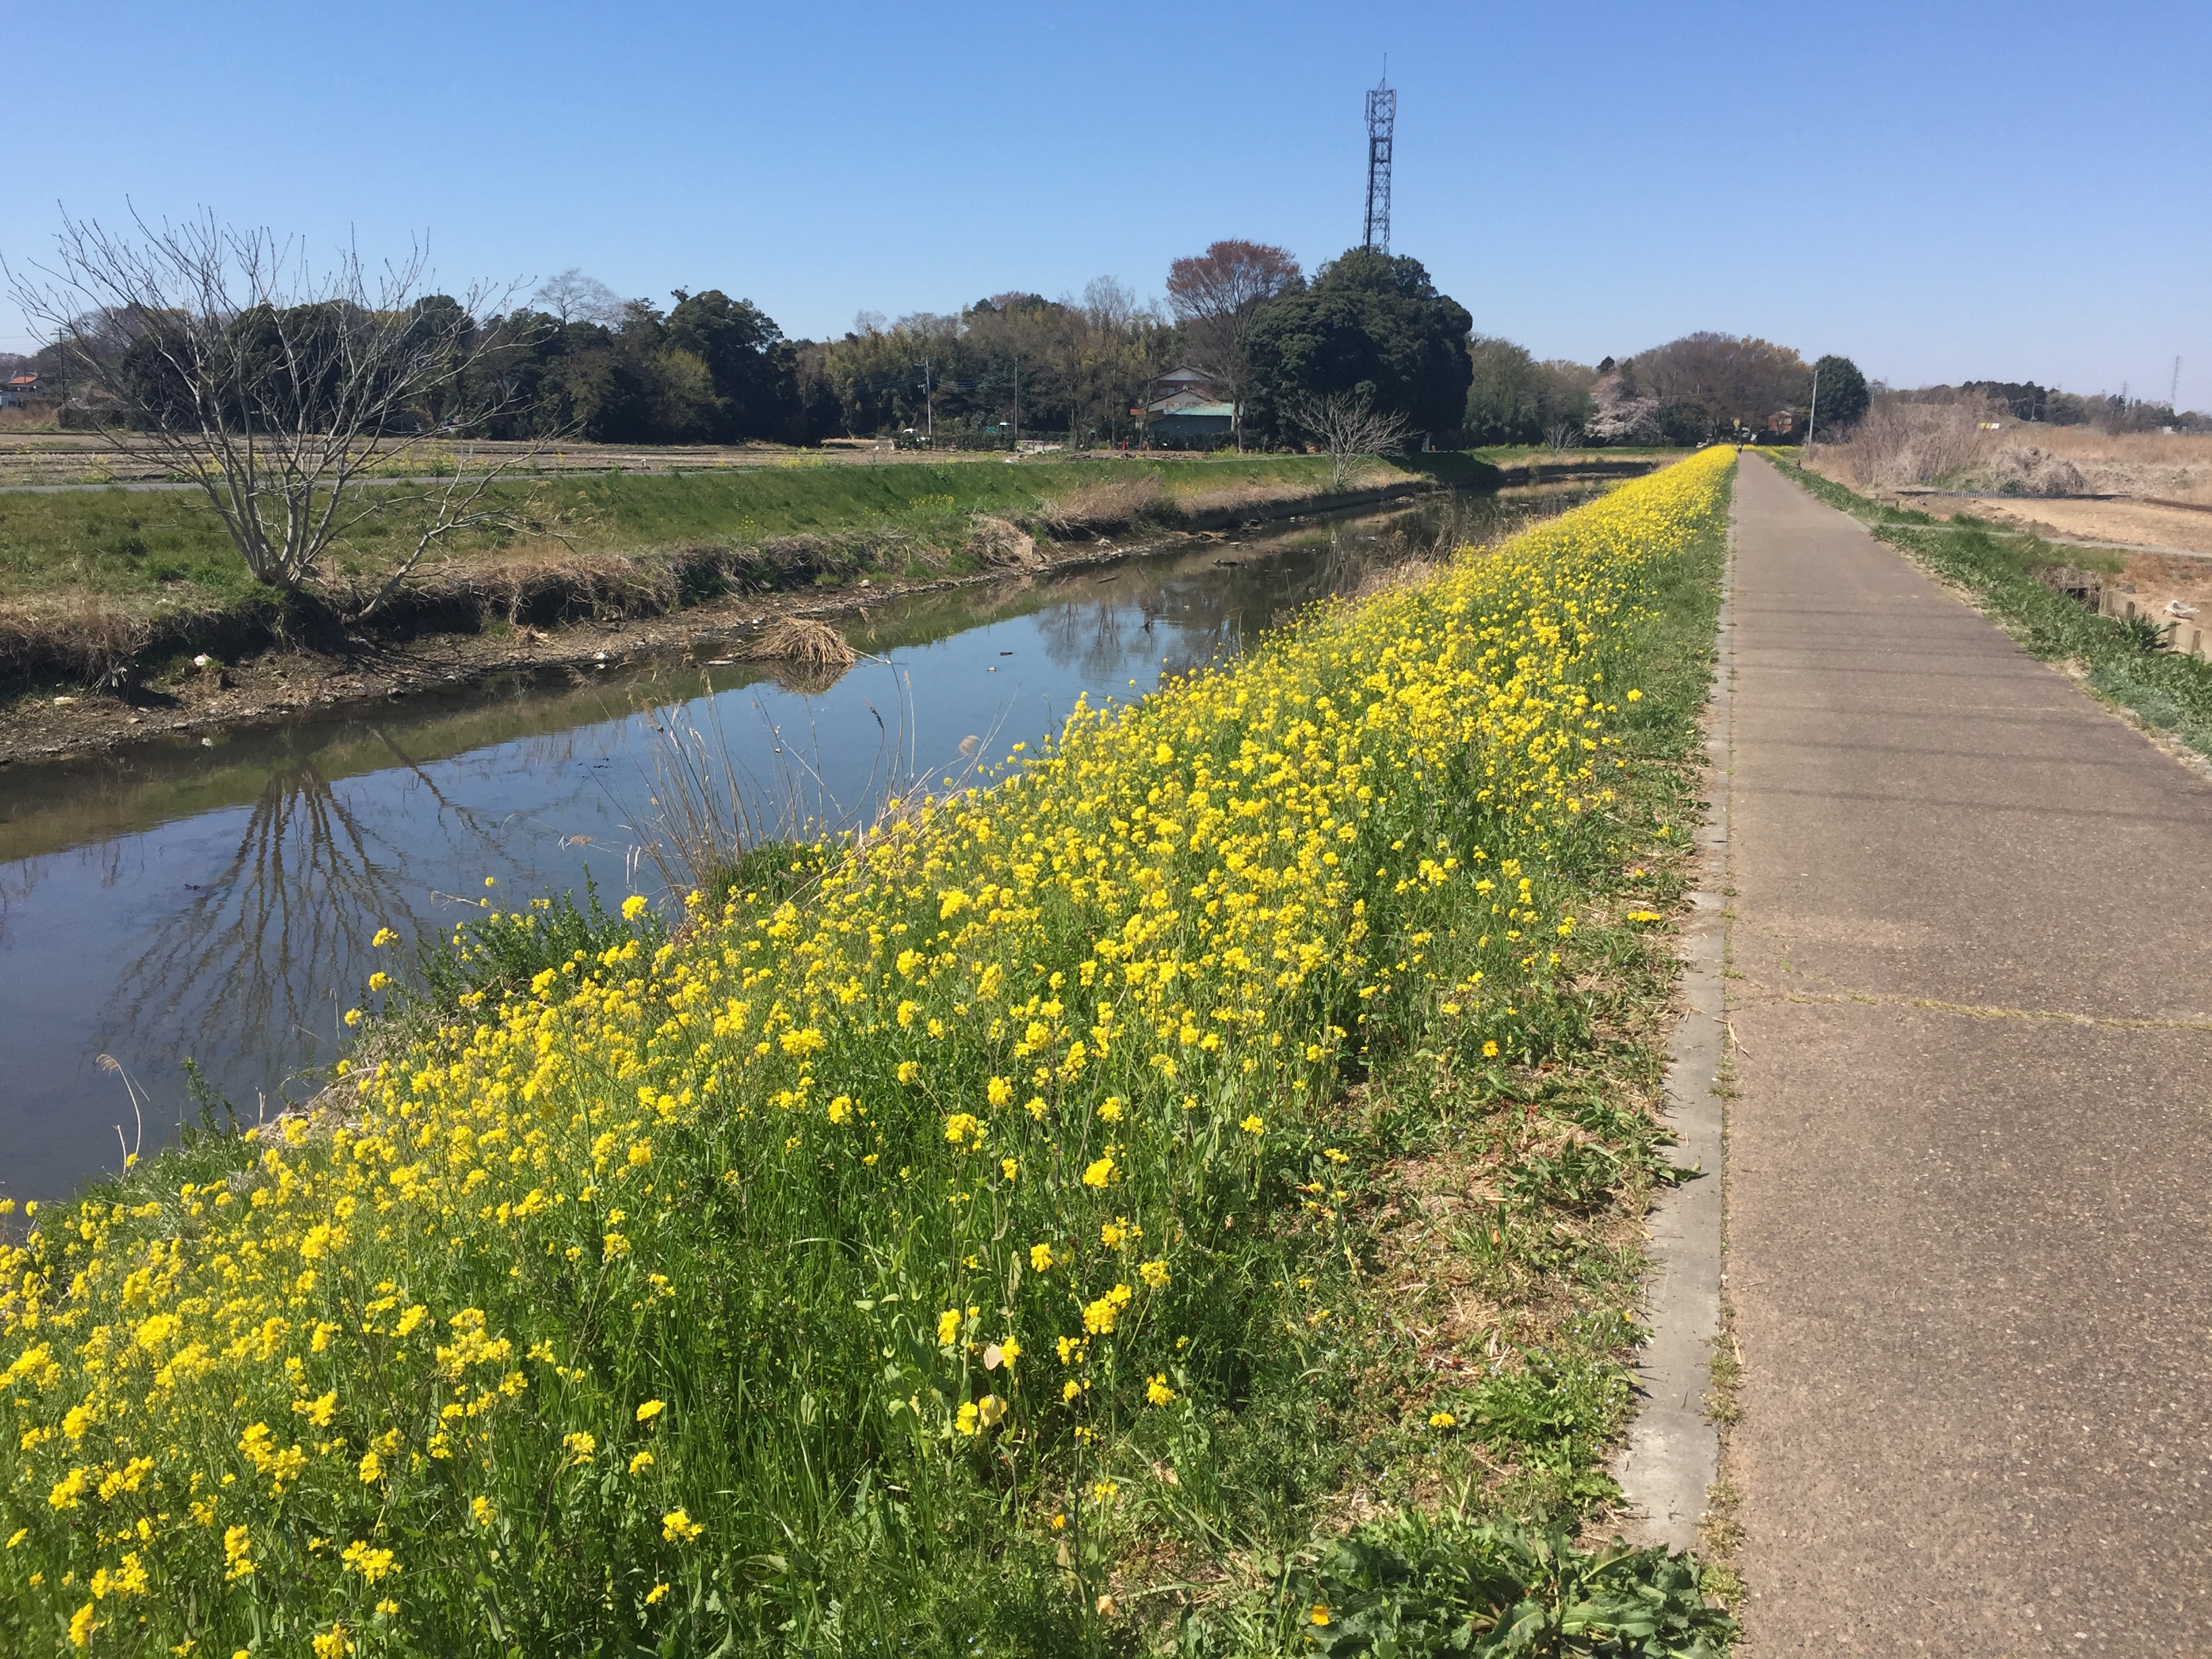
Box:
[1807,419,2212,561]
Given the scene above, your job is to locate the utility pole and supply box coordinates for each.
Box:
[1805,365,1820,458]
[920,356,935,443]
[2172,356,2183,409]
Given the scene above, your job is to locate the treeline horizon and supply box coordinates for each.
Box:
[7,238,2194,449]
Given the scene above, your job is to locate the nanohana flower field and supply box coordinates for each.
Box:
[1,448,1736,1655]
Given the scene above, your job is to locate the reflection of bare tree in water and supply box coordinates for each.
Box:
[109,733,508,1106]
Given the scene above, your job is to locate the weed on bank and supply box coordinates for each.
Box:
[0,451,1738,1656]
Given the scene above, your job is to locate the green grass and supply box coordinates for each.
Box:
[0,455,1361,610]
[1770,457,2212,758]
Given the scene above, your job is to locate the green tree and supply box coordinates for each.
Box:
[1463,335,1543,444]
[664,289,793,441]
[1463,337,1595,445]
[1243,249,1473,445]
[1811,353,1870,435]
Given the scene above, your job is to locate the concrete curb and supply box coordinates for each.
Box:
[1610,481,1736,1553]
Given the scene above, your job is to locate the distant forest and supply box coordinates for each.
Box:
[8,239,2188,449]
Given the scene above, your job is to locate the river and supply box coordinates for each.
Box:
[0,486,1598,1200]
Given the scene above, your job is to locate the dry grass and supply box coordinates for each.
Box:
[738,615,857,674]
[1818,398,2003,489]
[0,590,193,686]
[1181,462,1396,516]
[1819,402,2212,504]
[1030,473,1169,533]
[964,514,1042,568]
[1981,424,2212,504]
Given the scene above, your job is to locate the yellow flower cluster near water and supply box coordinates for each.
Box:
[0,449,1734,1650]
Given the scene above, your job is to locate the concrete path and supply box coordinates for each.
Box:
[1724,457,2212,1654]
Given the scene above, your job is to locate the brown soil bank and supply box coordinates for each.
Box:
[0,473,1441,765]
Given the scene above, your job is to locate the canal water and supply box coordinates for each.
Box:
[0,487,1597,1200]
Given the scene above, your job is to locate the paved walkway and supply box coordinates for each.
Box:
[1725,457,2212,1653]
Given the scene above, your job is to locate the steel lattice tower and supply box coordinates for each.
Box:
[1363,77,1396,255]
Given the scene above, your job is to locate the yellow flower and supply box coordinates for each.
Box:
[937,1308,963,1346]
[1139,1258,1170,1289]
[636,1399,666,1424]
[661,1508,704,1543]
[1029,1243,1054,1272]
[1081,1155,1115,1189]
[622,894,649,920]
[68,1603,98,1649]
[628,1450,655,1475]
[312,1628,352,1659]
[644,1582,671,1605]
[1311,1603,1332,1626]
[340,1540,398,1583]
[1146,1374,1176,1406]
[1240,1114,1264,1135]
[371,926,397,947]
[897,1060,922,1084]
[471,1496,496,1528]
[1429,1410,1458,1429]
[356,1450,382,1483]
[955,1401,979,1436]
[562,1431,596,1465]
[985,1075,1012,1106]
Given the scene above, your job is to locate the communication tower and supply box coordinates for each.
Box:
[1363,75,1396,256]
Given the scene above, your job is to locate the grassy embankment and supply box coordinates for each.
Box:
[1769,454,2212,758]
[0,454,1476,689]
[0,453,1739,1657]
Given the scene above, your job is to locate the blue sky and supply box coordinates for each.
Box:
[3,1,2206,402]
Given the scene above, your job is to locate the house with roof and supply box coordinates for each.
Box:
[0,373,41,409]
[1141,365,1235,447]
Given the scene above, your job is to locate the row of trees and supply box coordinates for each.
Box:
[1462,334,1871,449]
[12,213,1859,459]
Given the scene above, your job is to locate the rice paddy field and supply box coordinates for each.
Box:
[0,451,1740,1657]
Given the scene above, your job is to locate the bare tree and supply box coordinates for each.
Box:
[530,268,625,326]
[1544,417,1580,453]
[7,208,552,609]
[1293,391,1411,489]
[1164,241,1300,449]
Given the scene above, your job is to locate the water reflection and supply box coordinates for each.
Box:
[0,486,1599,1198]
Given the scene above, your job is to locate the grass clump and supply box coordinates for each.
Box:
[0,452,1738,1655]
[1775,457,2212,756]
[1197,1509,1732,1657]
